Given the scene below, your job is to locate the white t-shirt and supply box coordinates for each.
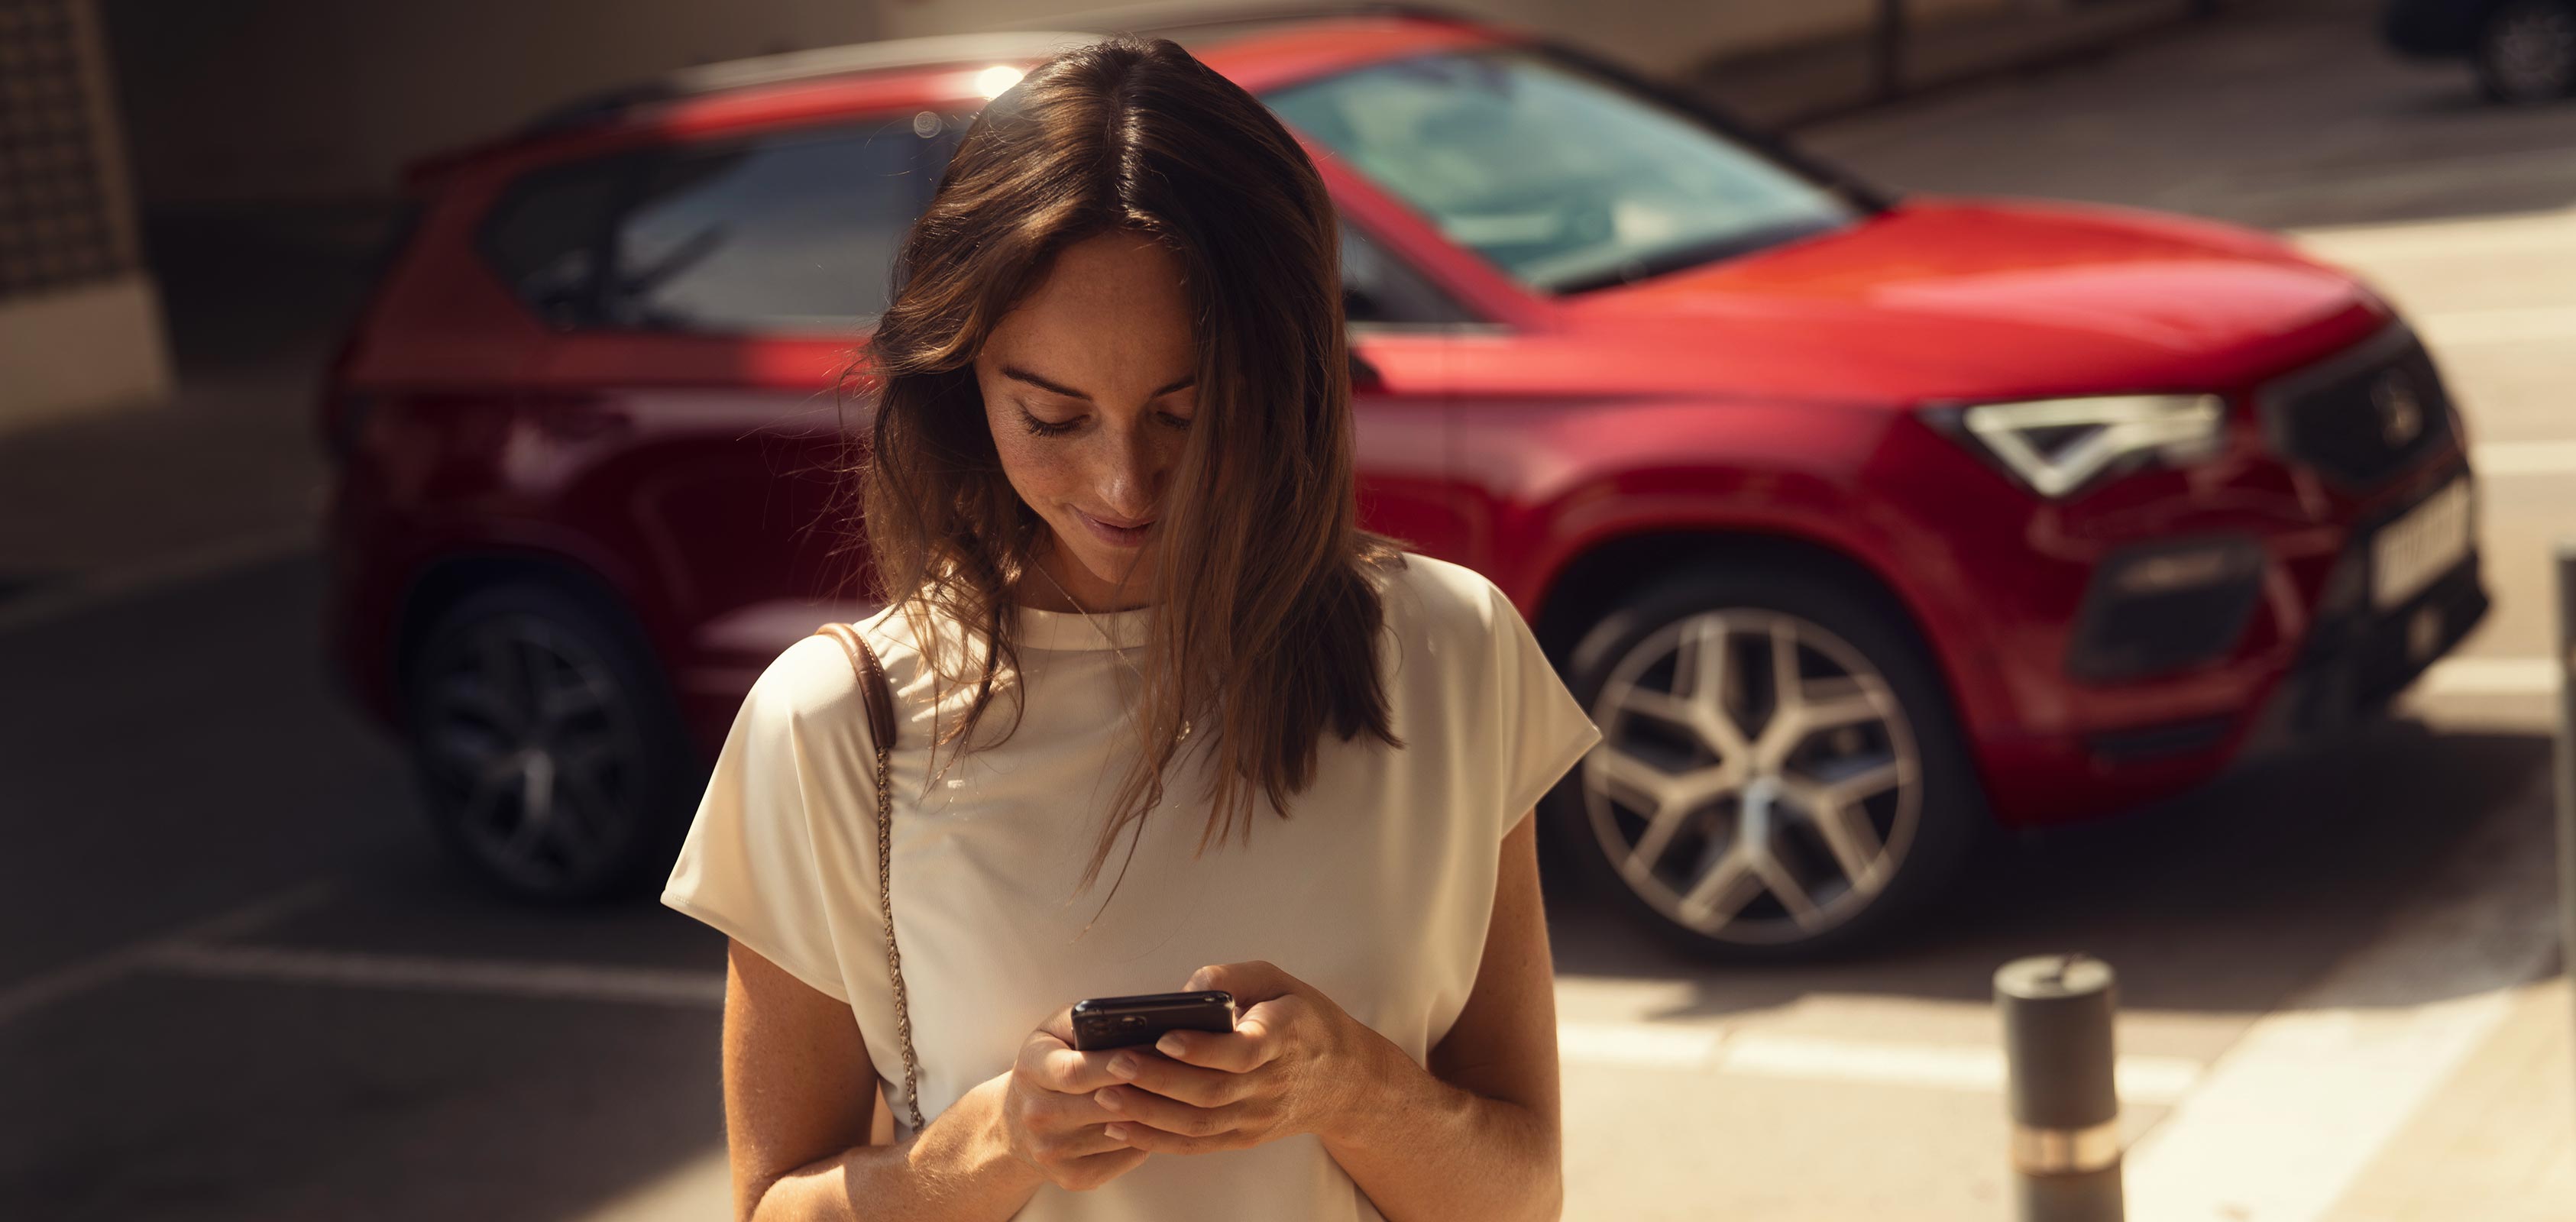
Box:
[661,551,1601,1221]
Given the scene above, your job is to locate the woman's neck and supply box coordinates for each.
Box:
[1016,538,1154,614]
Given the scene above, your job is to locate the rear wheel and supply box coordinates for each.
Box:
[403,582,697,902]
[1552,564,1989,961]
[2476,0,2576,103]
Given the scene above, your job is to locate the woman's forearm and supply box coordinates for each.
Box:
[1321,1036,1562,1222]
[752,1073,1047,1222]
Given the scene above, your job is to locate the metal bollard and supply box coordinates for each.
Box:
[1996,954,2125,1222]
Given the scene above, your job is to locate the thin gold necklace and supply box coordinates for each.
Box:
[1028,558,1191,742]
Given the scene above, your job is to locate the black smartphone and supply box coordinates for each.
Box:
[1070,989,1235,1052]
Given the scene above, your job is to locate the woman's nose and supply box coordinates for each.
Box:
[1095,422,1169,517]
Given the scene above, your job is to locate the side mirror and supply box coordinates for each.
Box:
[1342,283,1384,324]
[1348,348,1384,391]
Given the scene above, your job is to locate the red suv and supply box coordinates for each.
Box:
[322,13,2487,959]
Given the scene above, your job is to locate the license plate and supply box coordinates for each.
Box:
[2371,477,2472,610]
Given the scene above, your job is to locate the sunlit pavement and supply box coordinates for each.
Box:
[4,2,2574,1220]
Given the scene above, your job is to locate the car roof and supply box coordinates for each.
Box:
[526,5,1500,126]
[406,8,1511,185]
[515,30,1108,135]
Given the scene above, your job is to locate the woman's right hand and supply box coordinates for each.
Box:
[995,1005,1150,1191]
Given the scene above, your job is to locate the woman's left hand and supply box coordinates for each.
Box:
[1091,959,1387,1155]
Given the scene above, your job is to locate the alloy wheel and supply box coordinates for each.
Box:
[415,609,648,897]
[1581,609,1922,945]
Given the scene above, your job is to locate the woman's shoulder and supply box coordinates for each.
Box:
[1370,551,1520,653]
[1374,550,1511,620]
[741,605,934,740]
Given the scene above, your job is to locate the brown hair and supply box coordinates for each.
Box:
[848,35,1404,903]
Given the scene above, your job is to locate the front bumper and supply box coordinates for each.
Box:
[2238,528,2490,758]
[2043,461,2489,820]
[2083,461,2490,761]
[1939,317,2488,825]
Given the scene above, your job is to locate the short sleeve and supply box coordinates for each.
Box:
[661,634,873,1003]
[1481,578,1604,839]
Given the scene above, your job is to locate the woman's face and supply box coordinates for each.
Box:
[976,230,1200,612]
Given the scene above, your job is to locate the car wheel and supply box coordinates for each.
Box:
[1553,564,1989,961]
[403,582,697,902]
[2476,0,2576,103]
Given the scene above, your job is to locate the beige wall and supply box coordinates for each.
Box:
[99,0,2036,209]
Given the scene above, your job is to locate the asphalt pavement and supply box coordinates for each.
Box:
[4,1,2574,1219]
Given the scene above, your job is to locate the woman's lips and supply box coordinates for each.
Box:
[1075,509,1154,548]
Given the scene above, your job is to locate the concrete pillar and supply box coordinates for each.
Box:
[0,0,173,434]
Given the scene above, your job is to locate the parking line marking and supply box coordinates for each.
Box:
[2290,209,2576,260]
[2124,772,2563,1222]
[561,1147,734,1222]
[0,524,314,635]
[1714,1032,2202,1107]
[2421,656,2561,696]
[1556,1020,1726,1067]
[79,935,2235,1107]
[144,943,730,1010]
[2419,306,2576,348]
[2472,439,2576,477]
[1555,1022,2203,1105]
[0,881,335,1025]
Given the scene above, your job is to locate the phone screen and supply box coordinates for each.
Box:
[1070,989,1235,1051]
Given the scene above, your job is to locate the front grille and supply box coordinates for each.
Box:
[2066,535,2267,683]
[2257,327,2456,490]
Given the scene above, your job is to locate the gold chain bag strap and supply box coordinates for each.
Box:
[811,622,927,1136]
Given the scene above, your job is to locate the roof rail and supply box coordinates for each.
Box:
[510,5,1486,139]
[1026,1,1482,37]
[518,30,1106,135]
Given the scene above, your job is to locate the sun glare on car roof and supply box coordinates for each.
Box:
[975,65,1024,99]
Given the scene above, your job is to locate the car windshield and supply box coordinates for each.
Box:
[1264,49,1857,294]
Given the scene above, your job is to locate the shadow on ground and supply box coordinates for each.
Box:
[1546,716,2558,1020]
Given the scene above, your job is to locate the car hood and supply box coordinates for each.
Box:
[1548,197,2387,406]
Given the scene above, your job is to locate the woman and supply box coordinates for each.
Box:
[661,34,1600,1222]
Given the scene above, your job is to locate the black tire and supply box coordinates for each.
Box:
[1545,561,1991,962]
[2475,0,2576,103]
[403,580,700,903]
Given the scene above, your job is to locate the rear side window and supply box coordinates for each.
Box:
[484,157,635,328]
[481,117,936,335]
[609,122,924,332]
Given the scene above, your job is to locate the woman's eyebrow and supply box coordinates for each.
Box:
[1000,364,1196,399]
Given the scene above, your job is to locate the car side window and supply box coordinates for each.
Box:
[604,121,927,333]
[481,117,940,334]
[1341,222,1477,327]
[484,116,1472,334]
[483,155,639,328]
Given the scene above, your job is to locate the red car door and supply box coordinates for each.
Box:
[515,115,944,724]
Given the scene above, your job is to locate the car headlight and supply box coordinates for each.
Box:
[1930,393,2226,499]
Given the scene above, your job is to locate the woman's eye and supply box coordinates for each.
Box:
[1018,405,1081,436]
[1158,412,1194,431]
